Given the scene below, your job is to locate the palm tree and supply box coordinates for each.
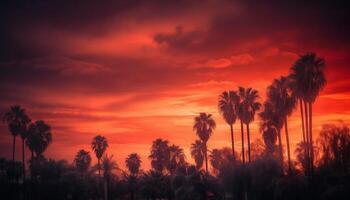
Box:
[74,149,91,173]
[267,77,297,173]
[218,90,239,157]
[91,135,108,176]
[3,105,31,179]
[149,138,169,173]
[294,142,308,172]
[193,113,216,173]
[168,144,186,174]
[26,120,52,157]
[101,154,118,200]
[260,122,278,155]
[26,120,52,179]
[190,140,205,170]
[239,87,261,163]
[259,101,284,168]
[209,148,233,174]
[290,53,326,176]
[125,153,141,200]
[126,153,141,176]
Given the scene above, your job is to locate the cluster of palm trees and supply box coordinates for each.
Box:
[3,106,52,180]
[2,52,327,199]
[195,52,326,177]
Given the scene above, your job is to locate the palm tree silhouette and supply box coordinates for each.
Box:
[290,53,326,176]
[209,147,233,174]
[218,91,239,157]
[190,140,205,170]
[26,120,52,157]
[3,105,30,161]
[239,87,261,163]
[149,138,169,173]
[125,153,141,200]
[168,144,186,174]
[91,135,108,176]
[193,113,216,173]
[267,77,297,173]
[259,101,284,168]
[261,122,278,155]
[125,153,142,200]
[74,149,91,173]
[26,120,52,179]
[126,153,141,176]
[3,105,31,179]
[101,154,118,200]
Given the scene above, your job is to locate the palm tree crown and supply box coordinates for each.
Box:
[149,138,169,173]
[238,87,261,124]
[26,120,52,156]
[218,91,239,125]
[91,135,108,160]
[74,149,91,173]
[290,52,326,103]
[126,153,142,176]
[3,105,31,138]
[193,113,216,143]
[190,140,205,169]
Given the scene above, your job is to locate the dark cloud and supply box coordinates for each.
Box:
[153,0,350,56]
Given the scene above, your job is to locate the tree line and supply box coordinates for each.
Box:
[1,52,350,200]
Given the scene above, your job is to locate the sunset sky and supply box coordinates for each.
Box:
[1,0,349,170]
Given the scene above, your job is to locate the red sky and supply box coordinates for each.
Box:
[0,0,349,170]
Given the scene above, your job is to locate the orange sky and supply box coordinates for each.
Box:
[0,0,349,170]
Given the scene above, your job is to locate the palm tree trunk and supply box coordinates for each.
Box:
[304,100,310,176]
[277,129,283,170]
[300,99,308,176]
[98,159,101,176]
[240,120,245,164]
[309,102,314,177]
[285,117,292,174]
[230,124,235,158]
[104,179,108,200]
[300,99,306,144]
[30,151,34,180]
[22,138,26,182]
[204,142,208,173]
[246,123,251,163]
[13,136,16,161]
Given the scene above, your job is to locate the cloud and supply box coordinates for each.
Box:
[230,54,254,65]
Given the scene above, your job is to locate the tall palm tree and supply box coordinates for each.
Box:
[218,90,239,157]
[190,140,205,170]
[239,87,261,163]
[3,106,31,175]
[74,149,91,173]
[126,153,141,176]
[290,53,326,176]
[149,138,169,173]
[91,135,108,176]
[267,77,297,173]
[101,154,118,200]
[193,113,216,173]
[3,106,31,180]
